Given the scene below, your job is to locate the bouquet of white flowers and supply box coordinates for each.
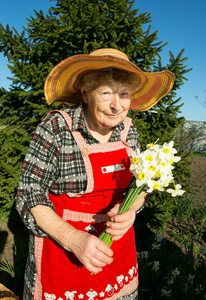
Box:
[99,141,185,247]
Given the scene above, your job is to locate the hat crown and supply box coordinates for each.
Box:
[89,48,130,62]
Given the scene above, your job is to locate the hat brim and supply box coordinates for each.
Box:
[44,54,175,111]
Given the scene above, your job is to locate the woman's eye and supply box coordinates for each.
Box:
[120,92,130,98]
[101,92,112,99]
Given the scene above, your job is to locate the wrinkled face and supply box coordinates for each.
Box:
[83,81,132,132]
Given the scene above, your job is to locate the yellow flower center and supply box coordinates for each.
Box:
[138,172,145,180]
[163,148,170,154]
[153,183,160,189]
[161,162,167,167]
[146,155,153,162]
[169,159,174,164]
[132,157,139,164]
[156,171,162,177]
[148,143,154,148]
[149,166,155,171]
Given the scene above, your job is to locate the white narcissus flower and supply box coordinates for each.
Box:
[132,159,155,186]
[167,278,174,285]
[152,261,160,271]
[159,141,177,160]
[152,243,161,250]
[147,177,168,193]
[144,152,163,174]
[171,267,180,277]
[158,159,174,174]
[129,140,182,195]
[146,141,161,152]
[135,168,152,187]
[130,150,141,171]
[167,184,185,197]
[161,288,171,297]
[188,274,195,284]
[141,251,149,259]
[162,174,174,187]
[130,154,145,175]
[169,155,181,164]
[195,284,204,294]
[155,233,163,243]
[184,283,189,292]
[140,148,159,164]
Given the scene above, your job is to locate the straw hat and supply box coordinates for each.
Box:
[44,48,175,111]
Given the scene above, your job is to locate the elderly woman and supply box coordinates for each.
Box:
[15,48,175,300]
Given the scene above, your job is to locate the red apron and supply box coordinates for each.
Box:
[34,111,138,300]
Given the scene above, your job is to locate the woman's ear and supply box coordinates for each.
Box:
[82,90,88,103]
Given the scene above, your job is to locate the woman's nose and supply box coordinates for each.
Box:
[110,93,121,110]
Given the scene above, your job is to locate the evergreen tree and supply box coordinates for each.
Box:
[0,0,191,226]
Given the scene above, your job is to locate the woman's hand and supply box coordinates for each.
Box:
[67,229,114,274]
[106,191,146,241]
[31,205,113,274]
[105,204,136,241]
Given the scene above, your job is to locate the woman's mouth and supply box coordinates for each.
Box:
[107,113,120,118]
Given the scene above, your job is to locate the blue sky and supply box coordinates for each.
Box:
[0,0,205,121]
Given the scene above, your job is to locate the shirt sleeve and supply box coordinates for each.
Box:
[15,113,64,237]
[126,120,141,152]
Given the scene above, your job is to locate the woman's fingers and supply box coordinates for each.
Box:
[106,209,136,240]
[87,243,114,273]
[107,203,120,217]
[68,230,113,273]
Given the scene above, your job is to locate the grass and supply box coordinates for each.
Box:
[0,259,15,278]
[190,151,206,157]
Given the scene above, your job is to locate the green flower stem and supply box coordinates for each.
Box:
[118,182,147,215]
[98,182,147,248]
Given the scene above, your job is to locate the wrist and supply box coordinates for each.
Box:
[63,227,79,252]
[135,193,150,214]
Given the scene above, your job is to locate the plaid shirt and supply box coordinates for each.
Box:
[15,103,140,299]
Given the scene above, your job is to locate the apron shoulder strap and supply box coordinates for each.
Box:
[45,110,93,196]
[44,110,88,151]
[120,117,132,142]
[43,110,73,128]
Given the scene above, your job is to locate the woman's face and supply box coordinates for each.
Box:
[83,81,132,133]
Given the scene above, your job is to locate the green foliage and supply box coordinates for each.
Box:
[135,210,206,300]
[190,152,206,157]
[137,235,206,300]
[0,0,192,225]
[174,194,196,218]
[0,258,15,278]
